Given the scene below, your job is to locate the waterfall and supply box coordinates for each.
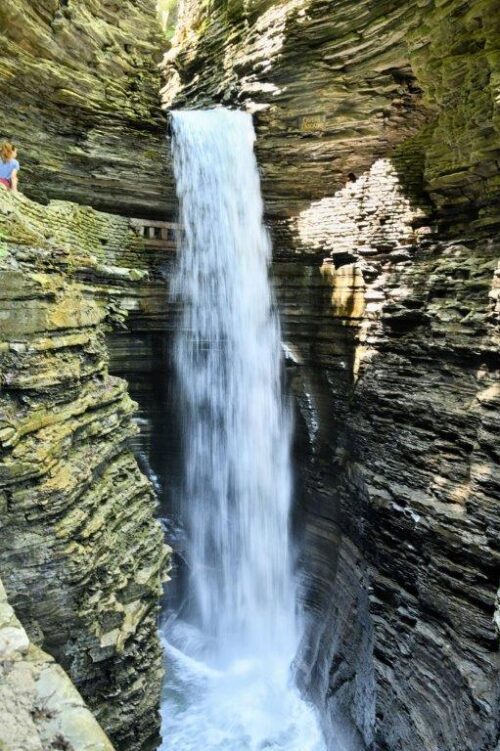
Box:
[162,108,324,751]
[171,108,295,660]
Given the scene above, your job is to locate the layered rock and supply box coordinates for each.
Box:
[162,0,499,231]
[0,578,114,751]
[0,190,170,751]
[162,2,500,750]
[277,165,499,750]
[0,0,173,217]
[162,0,430,225]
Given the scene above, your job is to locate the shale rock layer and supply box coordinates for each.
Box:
[0,191,170,751]
[162,2,500,749]
[0,579,115,751]
[0,0,170,217]
[163,0,499,233]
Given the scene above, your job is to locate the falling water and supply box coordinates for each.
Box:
[162,108,325,751]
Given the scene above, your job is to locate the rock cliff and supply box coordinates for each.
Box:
[0,190,170,751]
[0,0,172,218]
[163,0,499,230]
[162,2,500,749]
[0,578,115,751]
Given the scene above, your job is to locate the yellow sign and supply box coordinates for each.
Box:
[301,114,327,132]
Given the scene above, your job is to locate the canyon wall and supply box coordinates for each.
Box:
[0,190,170,751]
[162,2,500,749]
[0,0,174,218]
[0,5,176,744]
[163,0,498,231]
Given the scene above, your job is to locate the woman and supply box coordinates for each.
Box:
[0,142,20,192]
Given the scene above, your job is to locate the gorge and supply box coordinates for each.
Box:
[0,2,499,751]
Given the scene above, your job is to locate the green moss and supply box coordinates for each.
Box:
[0,0,169,216]
[407,0,500,227]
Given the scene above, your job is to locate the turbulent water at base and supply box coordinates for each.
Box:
[161,109,325,751]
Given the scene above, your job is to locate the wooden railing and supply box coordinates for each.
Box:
[130,219,180,251]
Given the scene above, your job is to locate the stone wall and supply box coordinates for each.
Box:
[0,4,176,747]
[0,190,170,751]
[0,0,174,218]
[162,2,500,749]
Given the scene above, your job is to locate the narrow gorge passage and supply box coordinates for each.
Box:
[1,3,498,751]
[160,109,325,751]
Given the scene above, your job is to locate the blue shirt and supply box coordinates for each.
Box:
[0,159,20,180]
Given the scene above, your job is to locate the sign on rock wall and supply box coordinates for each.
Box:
[300,114,327,132]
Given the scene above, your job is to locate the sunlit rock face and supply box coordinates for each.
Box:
[0,0,173,218]
[163,2,500,749]
[0,579,115,751]
[162,0,499,234]
[0,191,170,751]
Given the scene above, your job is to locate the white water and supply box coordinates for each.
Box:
[162,108,325,751]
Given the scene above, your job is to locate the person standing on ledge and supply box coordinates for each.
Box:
[0,142,20,192]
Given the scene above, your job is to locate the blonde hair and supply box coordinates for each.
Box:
[1,142,16,163]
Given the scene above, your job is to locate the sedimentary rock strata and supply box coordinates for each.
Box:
[163,2,500,749]
[163,0,499,229]
[0,578,114,751]
[0,0,172,217]
[275,163,499,750]
[0,0,497,748]
[0,190,170,751]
